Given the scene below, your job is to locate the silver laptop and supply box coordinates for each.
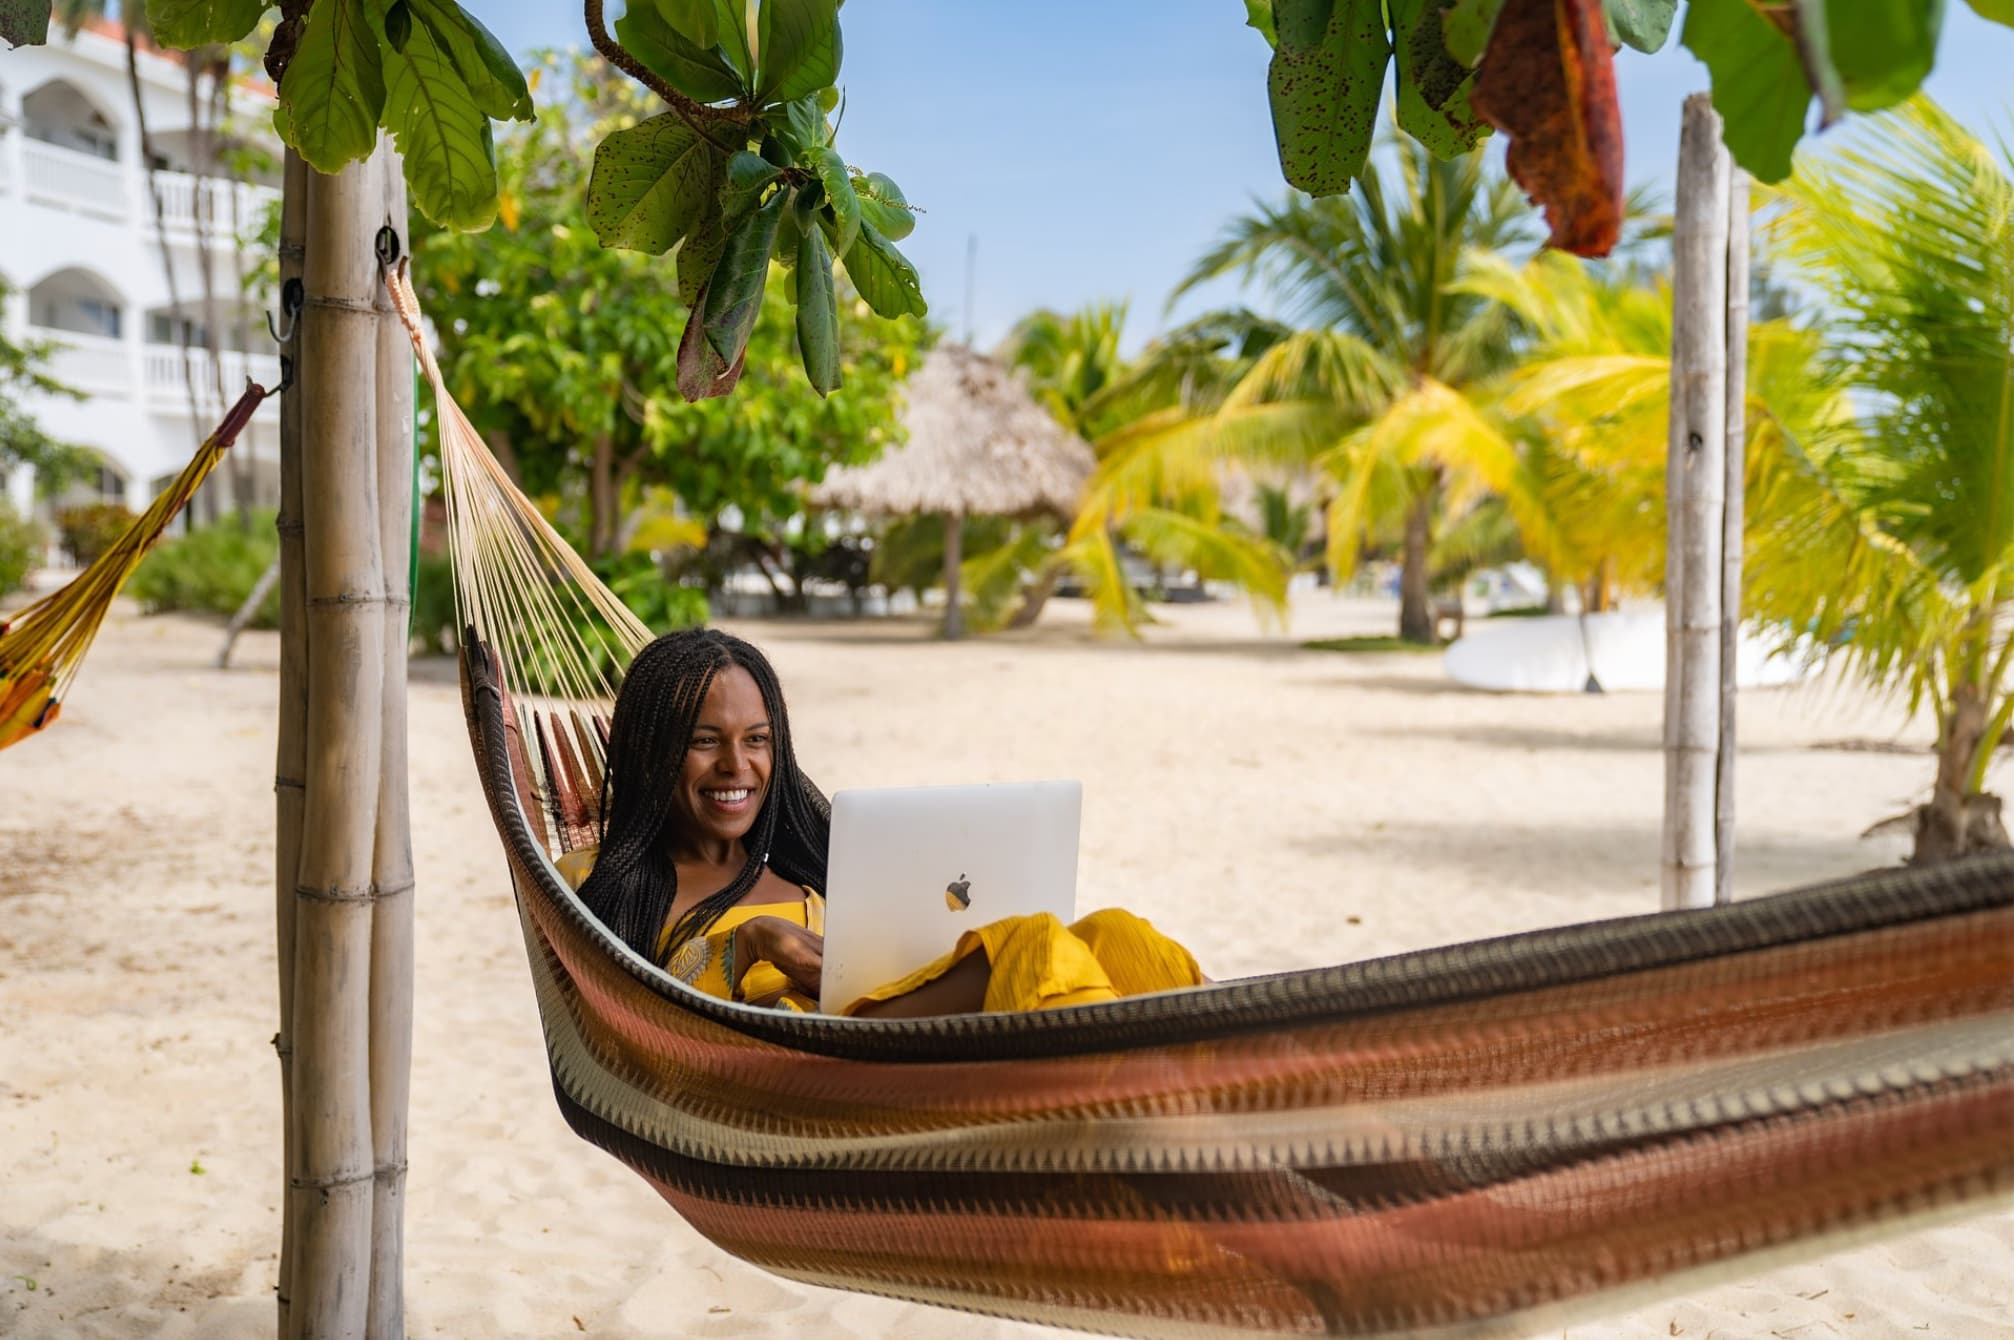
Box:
[818,781,1081,1014]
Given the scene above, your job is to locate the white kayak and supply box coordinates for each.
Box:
[1443,608,1809,693]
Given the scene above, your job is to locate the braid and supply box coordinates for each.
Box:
[575,628,830,965]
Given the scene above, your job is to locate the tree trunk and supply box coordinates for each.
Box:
[123,29,208,460]
[1662,94,1730,913]
[290,146,390,1340]
[1397,494,1433,645]
[482,429,522,487]
[273,145,308,1340]
[942,511,965,640]
[1544,569,1566,615]
[1007,561,1062,630]
[588,432,618,559]
[1914,681,2013,863]
[367,149,414,1340]
[216,554,280,668]
[1715,168,1750,905]
[185,58,238,524]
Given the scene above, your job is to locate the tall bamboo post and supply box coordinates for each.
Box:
[942,511,965,640]
[1715,170,1751,906]
[290,144,390,1338]
[1662,94,1730,912]
[273,144,309,1340]
[366,149,415,1340]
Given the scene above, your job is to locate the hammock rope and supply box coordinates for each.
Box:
[0,382,271,752]
[389,265,2014,1339]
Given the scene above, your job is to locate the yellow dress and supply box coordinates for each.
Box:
[556,849,1204,1015]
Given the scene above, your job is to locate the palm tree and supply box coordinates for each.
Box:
[1169,138,1538,642]
[1744,100,2014,865]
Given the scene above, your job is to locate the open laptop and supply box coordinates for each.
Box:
[818,781,1081,1014]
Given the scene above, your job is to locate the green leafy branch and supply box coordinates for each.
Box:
[582,0,927,402]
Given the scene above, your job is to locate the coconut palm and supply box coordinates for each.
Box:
[1745,99,2014,865]
[1167,138,1539,642]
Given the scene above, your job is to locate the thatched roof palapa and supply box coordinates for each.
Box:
[811,345,1096,519]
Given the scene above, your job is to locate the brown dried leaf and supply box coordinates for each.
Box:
[1470,0,1624,257]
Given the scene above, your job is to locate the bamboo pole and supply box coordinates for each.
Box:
[366,149,415,1340]
[290,145,389,1339]
[1662,94,1731,912]
[1716,170,1751,907]
[273,144,309,1340]
[942,511,965,640]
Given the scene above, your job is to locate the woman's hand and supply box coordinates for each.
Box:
[734,916,824,999]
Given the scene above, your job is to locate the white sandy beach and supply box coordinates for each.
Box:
[1,590,2009,1339]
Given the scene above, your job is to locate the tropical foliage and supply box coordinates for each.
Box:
[1243,0,2009,260]
[1744,100,2014,864]
[1161,139,1537,643]
[6,0,922,403]
[0,280,92,496]
[413,53,927,575]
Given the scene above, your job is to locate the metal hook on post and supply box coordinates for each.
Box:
[266,277,304,345]
[374,223,402,270]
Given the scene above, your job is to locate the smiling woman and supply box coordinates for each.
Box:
[561,626,1204,1014]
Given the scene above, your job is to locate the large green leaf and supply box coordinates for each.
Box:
[1682,0,1811,183]
[1824,0,1944,112]
[618,3,746,103]
[1389,0,1487,159]
[1267,0,1391,194]
[655,0,720,47]
[703,191,787,367]
[837,222,926,319]
[794,223,840,395]
[1443,0,1508,66]
[809,145,860,257]
[1,0,51,49]
[854,171,914,241]
[274,0,387,174]
[149,0,265,48]
[718,149,782,228]
[1244,0,1278,47]
[381,6,499,231]
[758,0,842,102]
[677,188,729,307]
[409,0,532,122]
[1967,0,2013,24]
[585,114,723,254]
[1604,0,1678,51]
[772,95,826,156]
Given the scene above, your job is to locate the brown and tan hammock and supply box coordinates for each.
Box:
[387,264,2014,1339]
[0,383,270,752]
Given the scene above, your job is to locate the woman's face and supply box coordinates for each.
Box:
[672,664,773,853]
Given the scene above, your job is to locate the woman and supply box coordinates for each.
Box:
[566,628,1204,1016]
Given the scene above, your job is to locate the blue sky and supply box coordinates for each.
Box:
[482,2,2012,354]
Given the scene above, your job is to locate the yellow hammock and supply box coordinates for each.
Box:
[0,383,270,752]
[384,265,2014,1340]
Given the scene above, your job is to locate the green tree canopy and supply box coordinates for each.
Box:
[412,52,927,560]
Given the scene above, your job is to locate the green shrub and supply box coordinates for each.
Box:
[128,511,280,626]
[0,502,45,596]
[411,552,460,655]
[56,502,134,566]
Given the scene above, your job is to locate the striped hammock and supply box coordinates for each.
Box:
[389,266,2014,1339]
[1,383,269,752]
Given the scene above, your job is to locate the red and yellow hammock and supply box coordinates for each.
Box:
[0,385,269,752]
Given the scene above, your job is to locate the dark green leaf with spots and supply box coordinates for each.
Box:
[618,2,746,104]
[702,190,787,368]
[586,113,724,253]
[794,223,840,395]
[1267,0,1391,195]
[1390,0,1488,158]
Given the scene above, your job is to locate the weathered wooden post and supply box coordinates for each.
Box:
[366,147,416,1340]
[1662,94,1731,912]
[1716,169,1750,905]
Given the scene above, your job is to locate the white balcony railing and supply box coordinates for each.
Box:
[154,170,282,236]
[31,326,133,395]
[23,139,129,220]
[145,342,283,409]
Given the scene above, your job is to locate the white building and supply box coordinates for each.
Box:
[1,19,281,534]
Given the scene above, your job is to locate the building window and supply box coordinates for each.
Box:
[76,299,123,338]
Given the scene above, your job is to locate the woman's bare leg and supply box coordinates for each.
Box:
[848,951,990,1018]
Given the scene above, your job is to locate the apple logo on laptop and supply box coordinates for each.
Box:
[944,874,972,912]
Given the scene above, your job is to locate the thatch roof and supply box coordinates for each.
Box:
[810,345,1096,518]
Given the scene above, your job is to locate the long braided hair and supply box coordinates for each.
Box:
[574,628,830,963]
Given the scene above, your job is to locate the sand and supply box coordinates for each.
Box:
[1,590,2009,1339]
